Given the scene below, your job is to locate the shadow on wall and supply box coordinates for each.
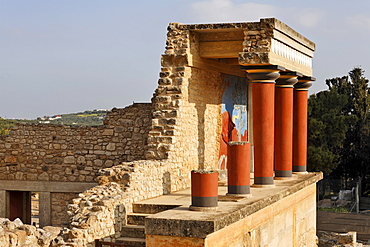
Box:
[163,171,171,194]
[114,203,127,238]
[188,68,223,172]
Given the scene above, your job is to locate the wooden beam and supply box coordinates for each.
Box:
[199,41,243,58]
[188,54,246,77]
[199,31,244,42]
[219,58,240,65]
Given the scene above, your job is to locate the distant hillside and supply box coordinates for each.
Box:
[0,109,109,135]
[0,118,38,135]
[39,109,109,126]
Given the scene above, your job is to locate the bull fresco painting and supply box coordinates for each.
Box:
[219,75,248,176]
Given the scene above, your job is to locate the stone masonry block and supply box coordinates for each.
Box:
[158,78,172,85]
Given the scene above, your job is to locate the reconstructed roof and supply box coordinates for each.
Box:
[172,18,315,76]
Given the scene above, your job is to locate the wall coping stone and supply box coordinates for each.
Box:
[0,180,97,193]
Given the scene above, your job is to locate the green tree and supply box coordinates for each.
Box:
[326,67,370,179]
[307,90,355,175]
[308,67,370,183]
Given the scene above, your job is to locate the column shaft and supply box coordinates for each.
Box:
[275,87,293,177]
[246,67,282,186]
[293,78,313,172]
[227,141,251,196]
[253,83,275,184]
[274,73,299,178]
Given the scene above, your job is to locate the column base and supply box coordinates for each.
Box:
[253,176,274,186]
[274,170,293,180]
[191,196,218,208]
[228,185,250,195]
[189,205,218,212]
[293,165,307,173]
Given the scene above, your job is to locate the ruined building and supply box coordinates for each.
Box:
[0,18,322,246]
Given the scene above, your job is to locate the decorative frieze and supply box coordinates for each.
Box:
[271,39,312,69]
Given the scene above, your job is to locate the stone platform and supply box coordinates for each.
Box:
[132,172,323,247]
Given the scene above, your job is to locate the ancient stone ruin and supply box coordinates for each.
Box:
[0,18,322,246]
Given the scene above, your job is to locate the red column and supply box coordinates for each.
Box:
[274,72,299,179]
[190,170,218,211]
[227,141,251,196]
[246,66,283,187]
[293,77,314,173]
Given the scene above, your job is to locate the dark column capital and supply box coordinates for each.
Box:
[244,65,285,83]
[276,72,302,87]
[294,76,316,90]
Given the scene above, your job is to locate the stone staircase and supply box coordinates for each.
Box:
[113,203,180,246]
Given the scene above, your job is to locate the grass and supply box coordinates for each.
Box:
[318,206,349,213]
[77,114,99,117]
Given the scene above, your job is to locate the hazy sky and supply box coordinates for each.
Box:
[2,0,370,119]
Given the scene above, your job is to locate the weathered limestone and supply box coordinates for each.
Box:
[0,218,64,247]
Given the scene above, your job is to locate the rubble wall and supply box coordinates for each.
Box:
[51,192,78,227]
[0,103,153,230]
[65,160,169,246]
[0,103,153,183]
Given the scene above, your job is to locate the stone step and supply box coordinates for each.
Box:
[115,236,146,246]
[121,225,146,238]
[132,203,180,214]
[127,213,151,225]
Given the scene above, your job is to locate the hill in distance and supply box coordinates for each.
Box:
[0,109,109,135]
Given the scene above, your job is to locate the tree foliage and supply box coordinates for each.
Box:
[307,90,355,176]
[308,67,370,180]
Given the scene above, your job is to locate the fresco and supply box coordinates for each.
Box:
[218,75,248,172]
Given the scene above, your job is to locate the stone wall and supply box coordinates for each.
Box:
[146,23,241,192]
[145,23,190,161]
[103,103,153,161]
[0,159,169,246]
[65,160,168,246]
[0,103,152,183]
[0,103,153,229]
[51,192,79,227]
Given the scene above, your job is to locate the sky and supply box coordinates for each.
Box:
[1,0,370,119]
